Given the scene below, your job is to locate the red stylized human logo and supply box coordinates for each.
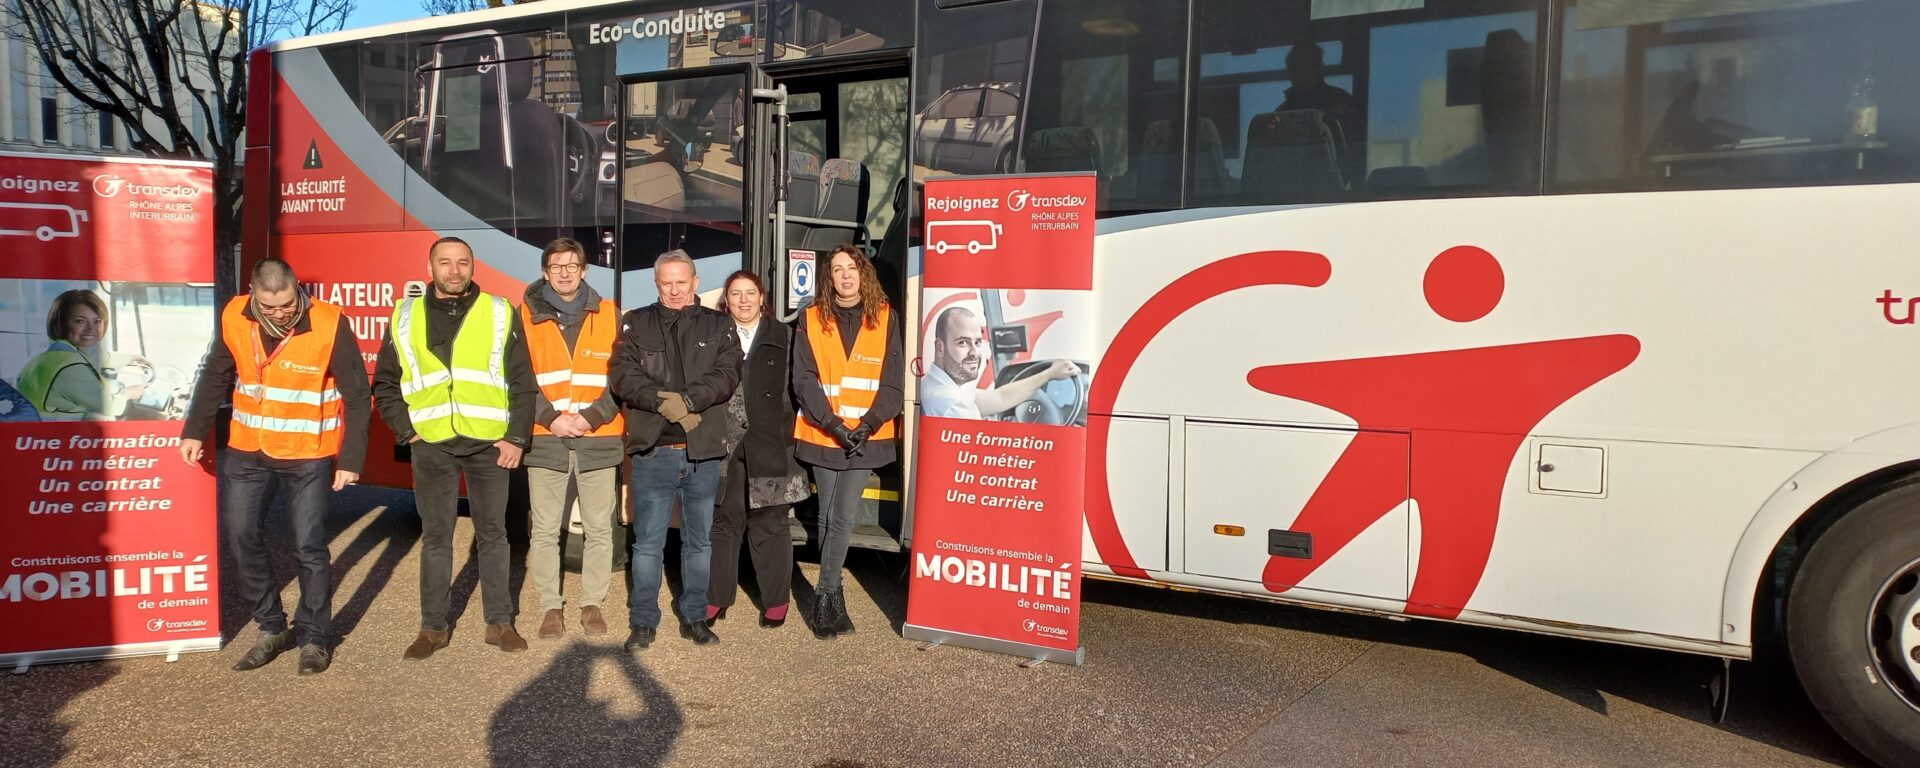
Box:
[1086,247,1640,619]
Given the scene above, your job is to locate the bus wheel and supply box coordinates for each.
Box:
[36,226,55,241]
[1787,481,1920,767]
[967,241,981,254]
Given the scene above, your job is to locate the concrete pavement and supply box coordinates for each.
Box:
[0,487,1872,767]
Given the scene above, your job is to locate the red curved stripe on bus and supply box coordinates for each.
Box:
[1087,251,1333,579]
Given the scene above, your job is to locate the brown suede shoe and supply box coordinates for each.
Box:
[485,622,528,652]
[538,609,565,639]
[402,629,450,661]
[580,605,609,636]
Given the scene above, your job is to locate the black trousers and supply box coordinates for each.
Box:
[412,443,514,630]
[709,450,793,610]
[220,451,333,643]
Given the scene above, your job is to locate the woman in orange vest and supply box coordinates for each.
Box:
[791,244,904,640]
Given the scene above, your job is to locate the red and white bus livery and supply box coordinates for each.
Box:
[252,1,1920,763]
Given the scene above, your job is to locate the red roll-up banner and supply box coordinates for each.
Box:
[907,173,1095,665]
[0,152,222,666]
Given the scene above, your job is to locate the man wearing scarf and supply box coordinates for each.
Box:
[180,257,372,676]
[519,238,625,640]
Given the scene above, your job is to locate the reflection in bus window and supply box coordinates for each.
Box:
[1026,0,1186,211]
[1552,0,1920,192]
[912,0,1037,184]
[1194,0,1542,205]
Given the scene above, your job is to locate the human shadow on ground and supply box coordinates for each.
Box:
[487,641,684,767]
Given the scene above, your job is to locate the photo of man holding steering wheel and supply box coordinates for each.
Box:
[919,290,1087,426]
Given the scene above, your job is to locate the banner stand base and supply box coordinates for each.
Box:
[1,637,221,672]
[904,623,1085,666]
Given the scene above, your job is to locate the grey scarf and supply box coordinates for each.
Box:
[543,283,589,326]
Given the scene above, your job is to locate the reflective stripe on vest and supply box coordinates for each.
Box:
[391,294,513,442]
[795,302,896,447]
[223,296,346,460]
[521,299,626,438]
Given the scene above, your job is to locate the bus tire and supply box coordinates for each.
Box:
[1787,481,1920,768]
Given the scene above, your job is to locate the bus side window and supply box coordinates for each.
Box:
[1193,0,1545,205]
[1551,0,1920,192]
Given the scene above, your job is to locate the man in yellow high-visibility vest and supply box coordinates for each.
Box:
[373,237,539,660]
[179,257,371,676]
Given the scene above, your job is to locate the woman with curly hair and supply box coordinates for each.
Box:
[790,244,903,639]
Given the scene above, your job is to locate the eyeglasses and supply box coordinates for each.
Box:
[546,263,584,275]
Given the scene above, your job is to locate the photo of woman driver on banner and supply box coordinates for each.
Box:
[9,286,207,422]
[919,288,1088,426]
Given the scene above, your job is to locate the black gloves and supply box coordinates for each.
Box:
[845,424,873,457]
[828,420,858,449]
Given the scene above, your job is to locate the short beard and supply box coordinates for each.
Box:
[939,357,978,385]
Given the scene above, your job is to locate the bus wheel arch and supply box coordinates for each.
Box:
[1758,464,1920,767]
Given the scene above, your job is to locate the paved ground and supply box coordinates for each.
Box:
[2,487,1874,768]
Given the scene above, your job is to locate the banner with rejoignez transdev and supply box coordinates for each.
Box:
[907,172,1095,665]
[0,152,221,667]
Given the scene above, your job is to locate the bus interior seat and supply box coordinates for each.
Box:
[1189,117,1232,203]
[875,175,913,272]
[1025,126,1100,174]
[1365,165,1429,197]
[501,38,565,225]
[1136,120,1180,202]
[785,150,822,251]
[1240,109,1343,203]
[804,158,870,251]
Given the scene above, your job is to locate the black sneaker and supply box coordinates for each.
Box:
[296,643,331,676]
[809,593,838,641]
[624,626,656,651]
[231,629,296,671]
[680,621,720,645]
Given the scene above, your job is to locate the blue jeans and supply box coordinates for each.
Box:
[627,447,722,629]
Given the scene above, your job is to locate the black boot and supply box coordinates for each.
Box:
[828,588,856,635]
[231,628,295,671]
[809,591,838,640]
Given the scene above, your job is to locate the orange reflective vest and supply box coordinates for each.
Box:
[222,296,345,460]
[795,302,895,447]
[521,300,626,438]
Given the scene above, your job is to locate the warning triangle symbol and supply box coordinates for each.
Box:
[303,140,323,169]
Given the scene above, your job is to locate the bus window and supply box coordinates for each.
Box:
[764,0,913,61]
[1194,0,1543,205]
[1024,0,1187,212]
[912,0,1037,184]
[1551,0,1920,192]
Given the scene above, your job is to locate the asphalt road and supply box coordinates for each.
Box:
[1,487,1874,768]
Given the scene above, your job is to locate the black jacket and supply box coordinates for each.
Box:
[735,314,798,478]
[521,279,624,472]
[371,284,538,456]
[792,300,904,471]
[610,302,741,460]
[181,297,373,474]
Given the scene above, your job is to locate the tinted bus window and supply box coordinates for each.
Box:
[1551,0,1920,192]
[913,0,1037,181]
[1193,0,1543,205]
[1024,0,1188,211]
[767,0,913,61]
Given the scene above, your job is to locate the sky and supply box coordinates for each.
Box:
[341,4,434,33]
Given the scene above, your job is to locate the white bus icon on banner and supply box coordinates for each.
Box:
[927,220,1004,255]
[0,202,90,241]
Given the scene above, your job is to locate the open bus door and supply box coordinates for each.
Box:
[750,54,912,552]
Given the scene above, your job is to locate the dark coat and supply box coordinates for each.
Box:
[609,302,741,460]
[721,314,811,508]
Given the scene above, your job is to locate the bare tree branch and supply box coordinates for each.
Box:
[11,0,357,293]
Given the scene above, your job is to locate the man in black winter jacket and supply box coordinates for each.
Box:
[609,249,741,649]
